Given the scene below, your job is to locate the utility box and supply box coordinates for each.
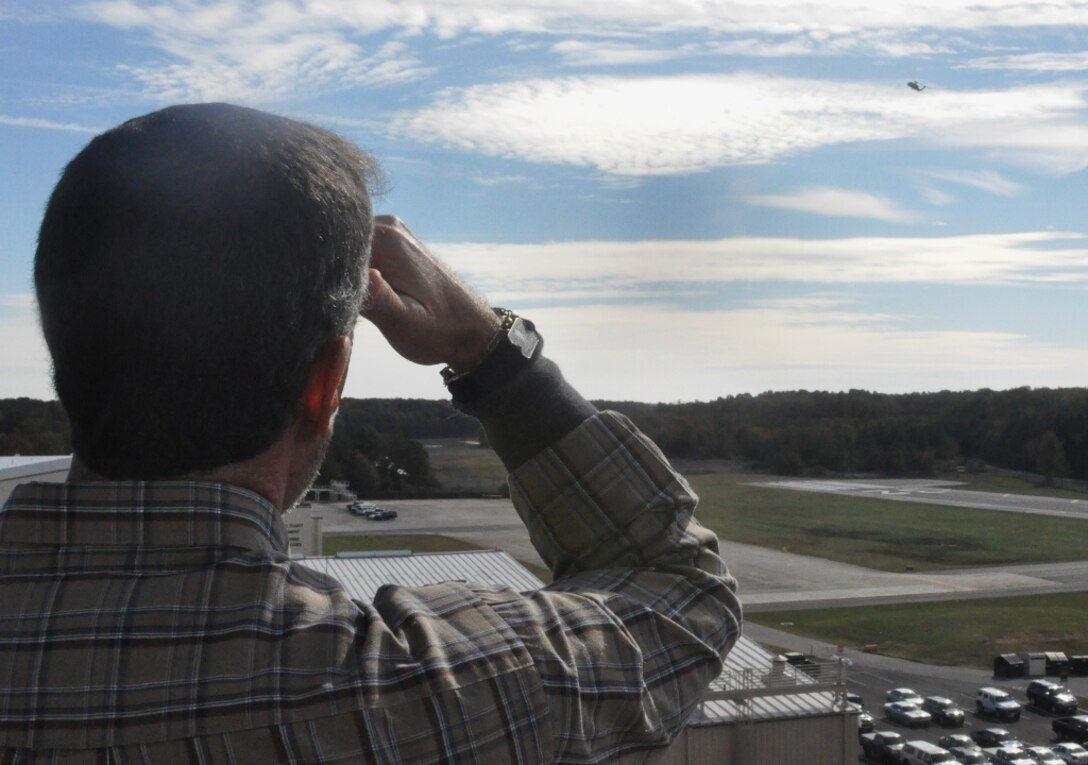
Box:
[1046,652,1071,677]
[1070,656,1088,676]
[1021,652,1047,677]
[994,654,1024,679]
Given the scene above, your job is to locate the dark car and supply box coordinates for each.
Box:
[1054,716,1088,745]
[972,728,1020,748]
[366,509,398,521]
[860,730,906,764]
[924,696,966,727]
[939,734,976,751]
[1028,680,1079,716]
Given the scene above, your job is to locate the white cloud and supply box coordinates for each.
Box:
[346,299,1088,402]
[77,1,1088,101]
[0,115,100,133]
[744,186,919,223]
[965,51,1088,72]
[922,169,1022,196]
[390,74,1088,175]
[428,232,1088,299]
[0,304,53,400]
[550,40,693,67]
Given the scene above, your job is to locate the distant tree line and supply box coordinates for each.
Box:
[4,387,1086,485]
[596,387,1088,481]
[0,398,70,456]
[0,397,451,496]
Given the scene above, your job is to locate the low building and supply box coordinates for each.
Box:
[300,549,858,765]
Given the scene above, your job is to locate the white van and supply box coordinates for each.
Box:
[976,686,1023,721]
[900,740,956,765]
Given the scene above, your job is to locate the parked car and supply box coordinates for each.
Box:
[860,730,906,764]
[940,734,976,750]
[949,746,991,764]
[1027,680,1079,716]
[857,708,876,733]
[987,747,1039,765]
[977,687,1024,722]
[885,701,933,728]
[1025,746,1068,765]
[888,688,926,704]
[924,696,967,727]
[348,502,379,516]
[900,740,958,764]
[1054,716,1088,744]
[973,728,1021,749]
[366,508,398,521]
[1051,742,1088,765]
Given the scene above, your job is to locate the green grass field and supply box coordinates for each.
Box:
[688,472,1088,572]
[750,592,1088,668]
[423,438,508,492]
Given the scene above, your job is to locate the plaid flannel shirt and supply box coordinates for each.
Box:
[0,412,740,764]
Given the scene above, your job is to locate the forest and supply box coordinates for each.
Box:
[2,386,1086,491]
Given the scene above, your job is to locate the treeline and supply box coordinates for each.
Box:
[0,398,70,456]
[0,397,451,496]
[597,388,1088,480]
[5,387,1087,484]
[319,399,451,495]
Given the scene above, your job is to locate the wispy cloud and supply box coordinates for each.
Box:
[76,1,1088,101]
[390,74,1088,176]
[745,186,919,223]
[964,51,1088,72]
[349,297,1088,401]
[431,232,1088,300]
[0,114,99,133]
[922,169,1022,196]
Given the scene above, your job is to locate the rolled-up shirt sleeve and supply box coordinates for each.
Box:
[486,410,741,762]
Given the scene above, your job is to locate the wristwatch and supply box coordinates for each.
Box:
[441,308,542,402]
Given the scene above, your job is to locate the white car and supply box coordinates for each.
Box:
[884,701,932,727]
[987,747,1038,765]
[1053,743,1088,765]
[887,687,925,704]
[1028,746,1072,765]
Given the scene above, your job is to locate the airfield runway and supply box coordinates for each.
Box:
[303,477,1088,611]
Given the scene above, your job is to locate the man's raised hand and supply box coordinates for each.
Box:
[362,215,500,371]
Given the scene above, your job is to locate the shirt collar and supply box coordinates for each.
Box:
[0,480,289,553]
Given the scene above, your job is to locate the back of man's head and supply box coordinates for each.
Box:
[35,103,378,479]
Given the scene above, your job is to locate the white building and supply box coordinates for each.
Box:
[0,455,72,505]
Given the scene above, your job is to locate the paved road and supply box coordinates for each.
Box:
[756,478,1088,520]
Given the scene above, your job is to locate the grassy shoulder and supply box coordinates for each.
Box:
[749,593,1088,669]
[689,472,1088,572]
[939,471,1087,499]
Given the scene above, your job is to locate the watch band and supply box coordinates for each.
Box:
[442,308,542,402]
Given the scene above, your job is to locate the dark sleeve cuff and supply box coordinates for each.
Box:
[450,353,597,471]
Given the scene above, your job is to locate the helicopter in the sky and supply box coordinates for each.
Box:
[907,80,926,92]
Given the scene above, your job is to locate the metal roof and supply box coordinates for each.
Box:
[0,456,72,482]
[297,549,545,600]
[297,549,847,726]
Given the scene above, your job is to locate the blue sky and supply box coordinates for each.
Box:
[3,1,1088,403]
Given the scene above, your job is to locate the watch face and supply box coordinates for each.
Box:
[508,317,541,360]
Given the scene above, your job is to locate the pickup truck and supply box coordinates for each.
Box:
[1054,716,1088,744]
[860,730,906,763]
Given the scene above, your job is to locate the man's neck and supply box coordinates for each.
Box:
[66,449,298,513]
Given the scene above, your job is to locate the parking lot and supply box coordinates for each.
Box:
[748,622,1087,759]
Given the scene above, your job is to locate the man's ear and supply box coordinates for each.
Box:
[299,336,352,438]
